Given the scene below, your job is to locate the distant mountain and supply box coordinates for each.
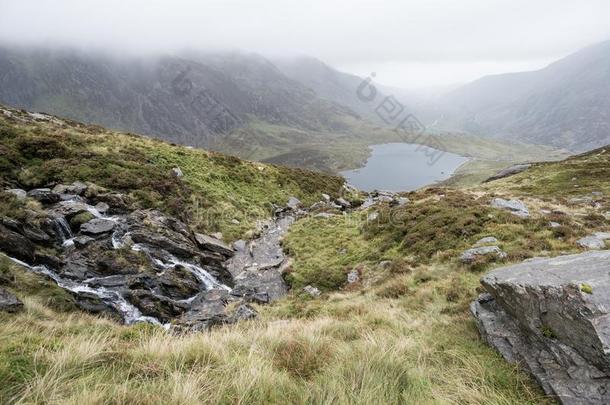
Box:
[444,40,610,151]
[0,47,358,148]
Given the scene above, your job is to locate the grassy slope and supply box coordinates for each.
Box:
[0,108,343,240]
[1,107,607,403]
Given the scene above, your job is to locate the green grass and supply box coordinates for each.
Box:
[0,110,343,239]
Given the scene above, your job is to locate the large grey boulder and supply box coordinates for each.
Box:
[490,198,530,218]
[471,251,610,404]
[27,188,60,204]
[80,218,115,235]
[194,233,234,257]
[577,233,610,250]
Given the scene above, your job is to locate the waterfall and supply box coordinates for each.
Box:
[52,215,73,244]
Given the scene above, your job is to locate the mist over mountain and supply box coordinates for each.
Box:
[0,47,358,148]
[442,40,610,151]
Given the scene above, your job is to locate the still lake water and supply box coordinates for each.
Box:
[341,143,469,192]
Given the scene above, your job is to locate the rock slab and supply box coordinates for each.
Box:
[471,251,610,404]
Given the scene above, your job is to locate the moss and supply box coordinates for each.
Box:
[541,325,558,339]
[69,211,95,229]
[580,283,593,294]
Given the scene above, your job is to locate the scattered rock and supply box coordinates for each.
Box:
[577,234,609,250]
[321,193,330,202]
[287,196,301,209]
[460,246,506,264]
[474,236,498,246]
[303,285,321,297]
[171,167,183,177]
[335,198,351,209]
[396,197,409,206]
[490,198,529,218]
[94,202,110,214]
[231,218,240,225]
[5,189,26,200]
[27,188,60,204]
[549,221,561,228]
[347,269,359,284]
[0,288,23,313]
[194,233,234,257]
[471,251,610,404]
[367,211,379,221]
[484,164,531,182]
[80,218,116,235]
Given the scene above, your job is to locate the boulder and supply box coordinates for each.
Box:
[321,193,331,202]
[287,196,301,209]
[27,188,60,204]
[73,235,94,248]
[80,218,115,235]
[460,246,506,263]
[0,224,35,262]
[194,233,234,257]
[471,251,610,404]
[490,198,529,218]
[94,202,110,214]
[335,198,352,209]
[474,236,499,246]
[0,288,23,313]
[577,236,606,250]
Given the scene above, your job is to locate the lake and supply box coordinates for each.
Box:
[341,143,469,192]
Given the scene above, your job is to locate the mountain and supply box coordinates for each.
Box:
[0,47,358,149]
[443,40,610,151]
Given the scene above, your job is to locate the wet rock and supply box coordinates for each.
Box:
[303,285,321,297]
[157,265,200,300]
[51,200,91,219]
[27,188,60,204]
[5,189,26,200]
[287,196,301,209]
[474,236,499,246]
[460,246,506,264]
[0,224,35,262]
[126,289,187,322]
[194,233,234,257]
[94,202,110,214]
[484,164,531,182]
[471,251,610,404]
[490,198,529,218]
[80,218,115,235]
[347,269,359,284]
[73,235,94,248]
[0,288,23,313]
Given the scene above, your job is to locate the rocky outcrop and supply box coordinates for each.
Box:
[490,198,530,218]
[0,288,23,313]
[471,251,610,404]
[484,164,531,182]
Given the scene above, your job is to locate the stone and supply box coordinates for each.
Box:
[0,224,35,262]
[484,164,531,182]
[0,288,23,313]
[73,235,94,248]
[231,219,240,225]
[471,251,610,404]
[347,269,359,284]
[287,196,301,209]
[490,198,529,218]
[460,246,506,264]
[335,198,352,209]
[210,232,223,240]
[367,211,379,221]
[577,236,607,250]
[194,233,234,257]
[171,167,183,177]
[94,202,110,214]
[80,218,116,235]
[321,193,331,202]
[396,197,409,206]
[303,285,321,297]
[549,221,561,228]
[474,236,498,246]
[314,213,336,219]
[27,188,60,204]
[5,189,26,200]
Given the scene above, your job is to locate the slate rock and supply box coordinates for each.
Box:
[80,218,116,235]
[471,251,610,404]
[194,233,234,257]
[490,198,529,218]
[27,188,60,204]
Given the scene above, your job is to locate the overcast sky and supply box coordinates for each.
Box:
[1,0,609,89]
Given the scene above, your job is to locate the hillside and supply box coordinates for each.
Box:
[0,106,608,403]
[443,40,610,151]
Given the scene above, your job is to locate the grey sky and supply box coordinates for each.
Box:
[1,0,609,89]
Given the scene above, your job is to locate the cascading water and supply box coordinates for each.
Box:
[52,215,73,244]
